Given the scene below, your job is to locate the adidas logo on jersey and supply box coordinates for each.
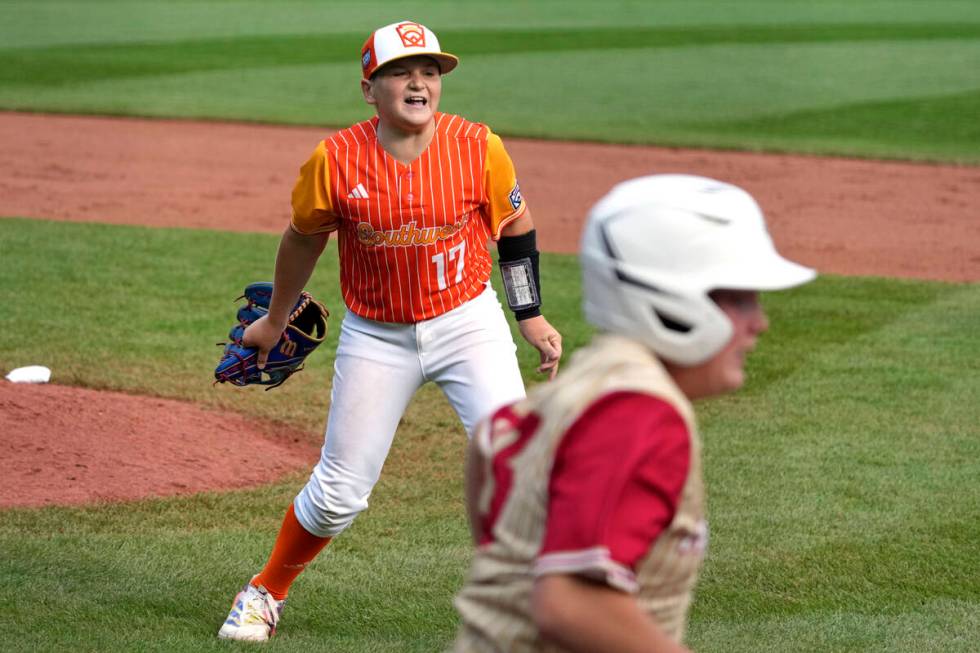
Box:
[347,183,369,200]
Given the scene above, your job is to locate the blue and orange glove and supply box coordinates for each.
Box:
[214,282,329,390]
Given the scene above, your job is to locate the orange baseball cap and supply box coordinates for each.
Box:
[360,21,459,79]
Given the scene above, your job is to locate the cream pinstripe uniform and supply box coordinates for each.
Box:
[291,113,531,537]
[453,335,708,652]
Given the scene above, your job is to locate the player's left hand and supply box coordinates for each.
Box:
[517,315,562,380]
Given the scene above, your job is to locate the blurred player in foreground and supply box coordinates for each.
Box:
[452,174,816,652]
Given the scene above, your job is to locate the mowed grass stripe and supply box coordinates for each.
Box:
[689,599,980,653]
[4,22,980,86]
[695,88,980,160]
[740,276,957,396]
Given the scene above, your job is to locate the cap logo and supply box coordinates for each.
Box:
[396,22,426,48]
[362,49,372,68]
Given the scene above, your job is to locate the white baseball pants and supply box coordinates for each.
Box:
[293,284,526,537]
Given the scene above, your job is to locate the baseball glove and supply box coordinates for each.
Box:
[214,282,329,390]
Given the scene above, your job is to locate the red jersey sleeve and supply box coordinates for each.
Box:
[533,391,691,593]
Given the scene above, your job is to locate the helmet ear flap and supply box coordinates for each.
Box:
[580,249,733,366]
[616,275,733,366]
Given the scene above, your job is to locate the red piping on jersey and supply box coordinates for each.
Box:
[480,406,541,546]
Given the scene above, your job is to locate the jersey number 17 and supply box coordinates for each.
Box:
[432,241,466,290]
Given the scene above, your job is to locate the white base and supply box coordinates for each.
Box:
[5,365,51,384]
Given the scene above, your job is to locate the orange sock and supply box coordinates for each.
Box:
[252,504,331,600]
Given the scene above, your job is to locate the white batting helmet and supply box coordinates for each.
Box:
[580,174,816,365]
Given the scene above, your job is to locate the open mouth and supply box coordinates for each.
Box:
[405,96,428,107]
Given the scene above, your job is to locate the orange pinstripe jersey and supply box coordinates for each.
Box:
[291,113,527,323]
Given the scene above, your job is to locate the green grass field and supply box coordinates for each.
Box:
[2,1,979,161]
[2,1,979,651]
[1,220,977,652]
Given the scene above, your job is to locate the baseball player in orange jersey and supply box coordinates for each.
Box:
[217,21,562,642]
[452,175,816,652]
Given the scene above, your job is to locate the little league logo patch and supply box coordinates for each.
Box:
[396,22,426,48]
[509,182,523,210]
[362,50,372,68]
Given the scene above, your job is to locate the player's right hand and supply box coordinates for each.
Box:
[242,314,287,370]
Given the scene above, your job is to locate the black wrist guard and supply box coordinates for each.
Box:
[497,229,541,321]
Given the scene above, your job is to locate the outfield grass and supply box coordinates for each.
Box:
[2,1,979,161]
[1,219,978,652]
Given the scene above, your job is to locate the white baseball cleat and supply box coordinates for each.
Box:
[218,582,286,642]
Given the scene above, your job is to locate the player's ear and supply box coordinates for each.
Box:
[361,78,377,106]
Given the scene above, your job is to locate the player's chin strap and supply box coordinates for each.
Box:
[497,229,542,321]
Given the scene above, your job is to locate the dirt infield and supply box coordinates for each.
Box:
[0,382,320,508]
[1,111,977,508]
